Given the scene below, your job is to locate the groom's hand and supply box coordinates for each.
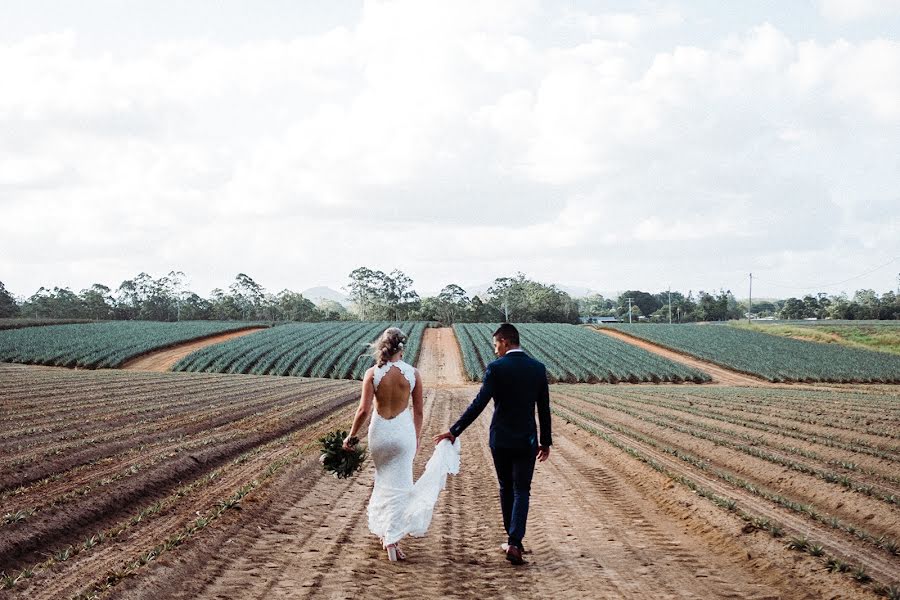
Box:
[537,446,550,462]
[433,431,456,445]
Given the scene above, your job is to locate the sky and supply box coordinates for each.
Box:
[1,0,899,301]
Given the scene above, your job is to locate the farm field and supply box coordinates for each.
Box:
[0,321,266,369]
[0,363,358,599]
[1,328,897,599]
[602,323,900,383]
[454,322,710,383]
[731,321,900,356]
[0,318,95,331]
[1,362,891,598]
[172,321,429,380]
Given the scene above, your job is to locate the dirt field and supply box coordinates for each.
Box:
[1,328,896,599]
[121,327,266,372]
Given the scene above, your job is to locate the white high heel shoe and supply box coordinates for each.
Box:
[387,545,399,562]
[385,544,406,562]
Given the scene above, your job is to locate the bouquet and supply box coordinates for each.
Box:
[318,429,367,479]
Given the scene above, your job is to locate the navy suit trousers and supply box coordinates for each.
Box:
[491,447,536,550]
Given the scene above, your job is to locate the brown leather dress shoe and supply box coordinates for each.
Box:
[505,544,525,565]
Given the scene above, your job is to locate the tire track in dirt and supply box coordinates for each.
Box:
[120,327,266,372]
[594,328,770,386]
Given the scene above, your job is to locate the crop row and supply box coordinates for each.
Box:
[0,321,264,369]
[578,385,900,463]
[559,389,900,506]
[172,321,429,380]
[552,405,900,596]
[552,397,899,561]
[453,323,711,383]
[0,367,357,579]
[602,324,900,383]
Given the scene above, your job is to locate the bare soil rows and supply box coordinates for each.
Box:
[0,376,346,491]
[574,388,900,496]
[555,392,900,545]
[415,327,467,387]
[97,387,876,600]
[10,405,358,600]
[594,327,770,386]
[120,327,266,372]
[554,401,900,590]
[0,380,349,519]
[0,369,358,576]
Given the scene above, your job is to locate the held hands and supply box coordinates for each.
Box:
[433,431,456,445]
[537,446,550,462]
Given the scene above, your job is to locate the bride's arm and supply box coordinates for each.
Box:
[412,369,424,451]
[344,368,375,450]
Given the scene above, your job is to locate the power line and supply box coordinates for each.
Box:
[753,257,899,292]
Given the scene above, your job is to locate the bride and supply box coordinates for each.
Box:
[343,327,460,562]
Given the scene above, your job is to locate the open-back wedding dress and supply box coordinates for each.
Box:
[367,359,460,548]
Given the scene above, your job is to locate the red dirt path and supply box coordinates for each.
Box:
[121,327,266,372]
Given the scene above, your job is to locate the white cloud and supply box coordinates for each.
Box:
[0,3,898,299]
[820,0,900,22]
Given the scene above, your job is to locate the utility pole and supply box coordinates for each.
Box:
[748,273,752,324]
[668,289,672,325]
[626,297,634,324]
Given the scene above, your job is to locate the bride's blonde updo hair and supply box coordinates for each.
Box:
[371,327,408,367]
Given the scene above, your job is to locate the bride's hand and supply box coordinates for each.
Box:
[342,436,356,451]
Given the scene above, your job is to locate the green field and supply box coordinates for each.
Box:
[0,321,263,369]
[731,321,900,356]
[453,323,710,383]
[0,318,95,331]
[603,323,900,383]
[172,321,429,380]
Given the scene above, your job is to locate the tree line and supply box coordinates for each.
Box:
[0,273,347,322]
[578,289,900,322]
[1,271,896,324]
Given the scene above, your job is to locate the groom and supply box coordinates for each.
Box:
[434,323,551,565]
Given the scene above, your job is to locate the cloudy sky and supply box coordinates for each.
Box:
[1,0,898,301]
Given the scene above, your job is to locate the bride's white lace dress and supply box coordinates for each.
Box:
[367,359,460,547]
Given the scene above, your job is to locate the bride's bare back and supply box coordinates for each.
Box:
[374,366,413,419]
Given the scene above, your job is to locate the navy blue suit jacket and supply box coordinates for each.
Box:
[449,350,552,450]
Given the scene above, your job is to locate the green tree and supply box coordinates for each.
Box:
[435,284,469,324]
[80,284,113,320]
[275,289,319,321]
[0,281,18,317]
[178,293,212,320]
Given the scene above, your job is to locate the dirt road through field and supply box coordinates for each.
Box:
[415,327,467,387]
[121,327,266,372]
[594,327,771,386]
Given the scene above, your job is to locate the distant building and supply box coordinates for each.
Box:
[580,316,621,324]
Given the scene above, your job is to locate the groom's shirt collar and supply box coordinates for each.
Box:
[505,348,525,354]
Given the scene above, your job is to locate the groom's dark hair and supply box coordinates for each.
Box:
[493,323,520,346]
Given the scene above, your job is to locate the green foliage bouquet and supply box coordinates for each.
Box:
[318,430,367,479]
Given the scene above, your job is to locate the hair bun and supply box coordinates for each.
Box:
[370,327,408,367]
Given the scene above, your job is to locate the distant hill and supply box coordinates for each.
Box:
[302,286,348,306]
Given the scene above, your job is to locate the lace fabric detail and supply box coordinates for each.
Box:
[373,360,417,395]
